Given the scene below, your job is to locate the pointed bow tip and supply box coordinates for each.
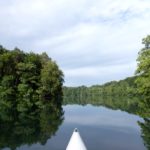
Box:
[74,128,78,132]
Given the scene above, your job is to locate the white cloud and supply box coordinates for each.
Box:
[86,0,150,19]
[0,0,150,86]
[65,62,136,77]
[63,61,137,86]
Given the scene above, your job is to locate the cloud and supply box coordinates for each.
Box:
[0,0,150,86]
[63,61,137,86]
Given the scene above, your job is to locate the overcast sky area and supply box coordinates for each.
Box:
[0,0,150,86]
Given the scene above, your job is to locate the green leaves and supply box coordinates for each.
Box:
[0,46,64,117]
[135,35,150,117]
[142,35,150,49]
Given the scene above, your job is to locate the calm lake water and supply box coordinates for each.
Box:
[2,104,147,150]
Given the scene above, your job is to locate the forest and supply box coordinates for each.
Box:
[63,76,138,99]
[63,77,140,115]
[0,46,64,120]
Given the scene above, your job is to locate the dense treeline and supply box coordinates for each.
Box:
[63,76,139,114]
[63,76,138,100]
[63,94,139,114]
[0,46,64,119]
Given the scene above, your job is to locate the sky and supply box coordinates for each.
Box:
[0,0,150,86]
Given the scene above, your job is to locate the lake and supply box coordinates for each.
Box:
[1,104,147,150]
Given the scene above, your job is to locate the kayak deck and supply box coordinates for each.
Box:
[66,128,87,150]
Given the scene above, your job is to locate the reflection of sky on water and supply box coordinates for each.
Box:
[63,104,143,130]
[59,104,146,150]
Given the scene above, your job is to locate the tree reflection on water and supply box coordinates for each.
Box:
[0,104,64,150]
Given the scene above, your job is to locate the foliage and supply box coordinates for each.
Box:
[135,35,150,117]
[63,76,141,114]
[63,76,138,102]
[0,45,64,116]
[135,35,150,149]
[63,88,140,115]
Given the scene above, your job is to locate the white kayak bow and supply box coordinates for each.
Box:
[66,128,87,150]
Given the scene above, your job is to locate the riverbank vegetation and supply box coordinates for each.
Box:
[0,46,64,120]
[135,35,150,117]
[63,76,137,99]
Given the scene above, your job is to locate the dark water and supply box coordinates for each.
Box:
[1,104,148,150]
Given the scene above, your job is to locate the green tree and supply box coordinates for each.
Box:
[0,46,64,115]
[40,61,64,106]
[135,35,150,116]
